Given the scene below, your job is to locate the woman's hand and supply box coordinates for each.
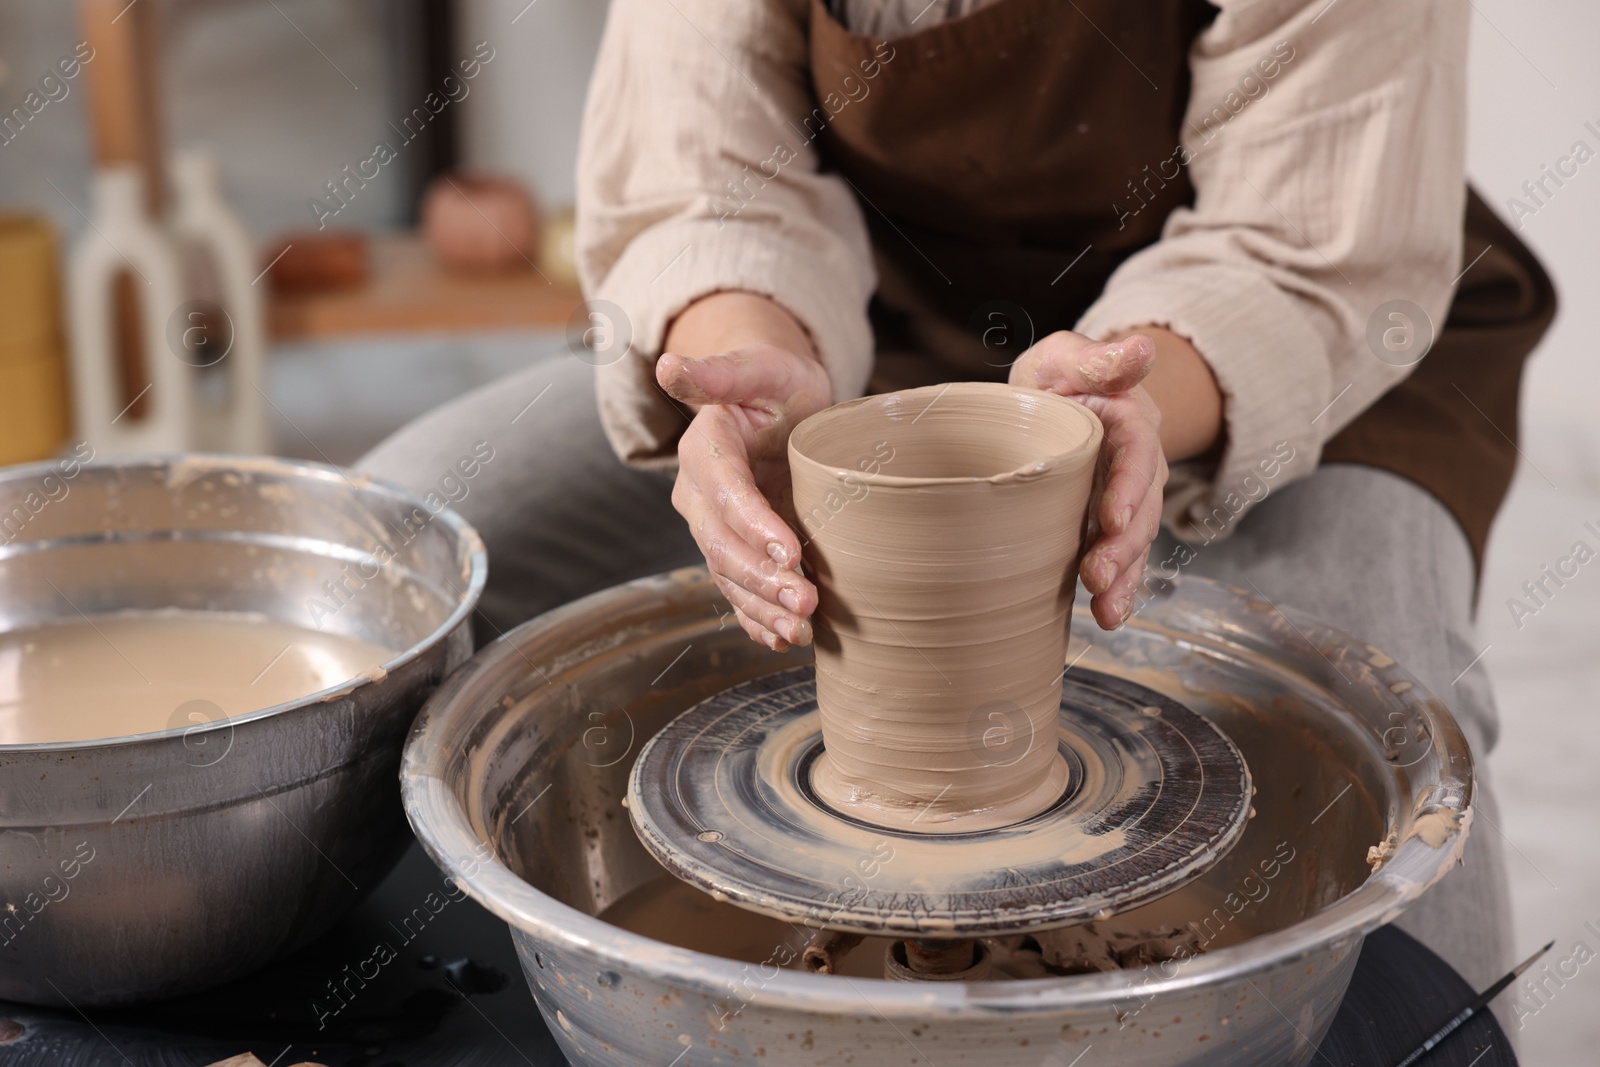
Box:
[658,342,832,651]
[1010,331,1166,630]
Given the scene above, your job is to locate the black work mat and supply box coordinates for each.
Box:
[0,841,1514,1066]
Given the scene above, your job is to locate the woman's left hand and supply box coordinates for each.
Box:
[1010,331,1165,630]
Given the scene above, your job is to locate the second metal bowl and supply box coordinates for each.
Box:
[0,454,485,1006]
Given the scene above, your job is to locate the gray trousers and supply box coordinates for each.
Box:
[360,353,1514,1020]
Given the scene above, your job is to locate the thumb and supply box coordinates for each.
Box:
[1017,333,1156,397]
[656,344,811,409]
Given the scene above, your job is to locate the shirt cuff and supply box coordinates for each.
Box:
[592,219,875,469]
[1076,264,1329,542]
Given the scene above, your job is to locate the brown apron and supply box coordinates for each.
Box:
[807,0,1556,571]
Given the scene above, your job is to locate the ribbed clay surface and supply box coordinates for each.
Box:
[788,381,1102,833]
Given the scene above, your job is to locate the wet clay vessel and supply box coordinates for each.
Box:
[787,381,1103,832]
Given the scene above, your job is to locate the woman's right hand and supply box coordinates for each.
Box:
[657,342,832,651]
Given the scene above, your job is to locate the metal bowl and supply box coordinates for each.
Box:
[401,568,1472,1067]
[0,454,485,1006]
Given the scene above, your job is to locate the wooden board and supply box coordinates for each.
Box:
[268,234,582,341]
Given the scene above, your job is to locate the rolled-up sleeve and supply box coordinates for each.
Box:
[576,0,877,469]
[1075,0,1468,539]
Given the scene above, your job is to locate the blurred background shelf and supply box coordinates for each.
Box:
[268,232,582,341]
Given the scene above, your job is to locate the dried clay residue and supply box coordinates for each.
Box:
[600,876,1217,981]
[1366,801,1468,871]
[1366,829,1399,871]
[1017,921,1205,974]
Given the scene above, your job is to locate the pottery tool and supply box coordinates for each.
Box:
[1388,940,1553,1067]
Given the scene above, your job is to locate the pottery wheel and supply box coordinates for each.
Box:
[628,665,1251,937]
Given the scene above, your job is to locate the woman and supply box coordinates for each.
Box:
[363,0,1554,1021]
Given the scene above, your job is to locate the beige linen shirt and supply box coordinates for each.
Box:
[575,0,1468,539]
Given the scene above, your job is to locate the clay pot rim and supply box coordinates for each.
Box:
[788,381,1103,489]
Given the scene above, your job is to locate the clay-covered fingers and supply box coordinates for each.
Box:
[1080,479,1160,593]
[670,400,818,646]
[677,410,805,571]
[1092,388,1166,540]
[705,531,815,645]
[1073,388,1165,628]
[713,577,789,651]
[1087,544,1151,630]
[658,343,832,651]
[713,573,813,652]
[673,471,816,644]
[1011,332,1156,397]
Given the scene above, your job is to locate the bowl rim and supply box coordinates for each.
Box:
[788,382,1104,489]
[401,568,1473,1019]
[0,452,488,753]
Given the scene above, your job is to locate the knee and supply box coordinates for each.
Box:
[366,439,502,533]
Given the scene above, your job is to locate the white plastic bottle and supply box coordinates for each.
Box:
[168,148,270,454]
[67,165,193,455]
